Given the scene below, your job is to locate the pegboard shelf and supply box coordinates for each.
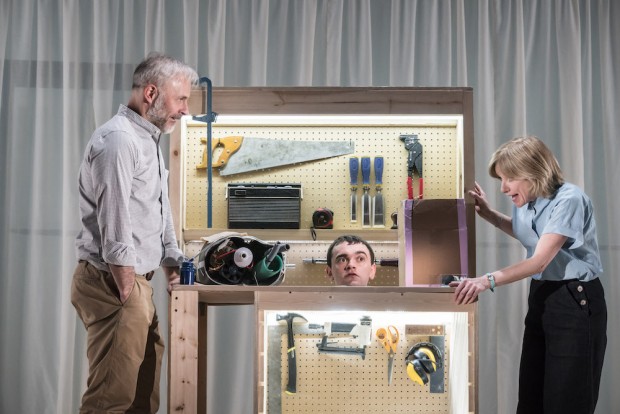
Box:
[183,228,399,242]
[168,285,478,413]
[170,87,476,286]
[183,228,402,287]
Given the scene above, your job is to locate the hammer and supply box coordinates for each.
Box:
[277,313,307,394]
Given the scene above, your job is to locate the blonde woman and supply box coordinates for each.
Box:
[454,136,607,414]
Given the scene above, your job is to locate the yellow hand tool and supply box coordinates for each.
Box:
[376,325,399,384]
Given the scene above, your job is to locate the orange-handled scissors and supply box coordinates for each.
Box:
[376,326,399,384]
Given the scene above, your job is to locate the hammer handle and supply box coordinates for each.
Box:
[285,325,297,394]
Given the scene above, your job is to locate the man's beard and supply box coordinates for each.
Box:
[146,95,175,134]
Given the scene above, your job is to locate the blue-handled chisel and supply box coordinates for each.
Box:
[361,157,371,227]
[373,157,385,227]
[349,157,359,223]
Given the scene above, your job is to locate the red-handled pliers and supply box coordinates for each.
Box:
[400,135,423,199]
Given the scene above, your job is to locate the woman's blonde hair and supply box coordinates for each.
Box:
[488,136,564,198]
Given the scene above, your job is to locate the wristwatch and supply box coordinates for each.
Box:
[485,272,496,292]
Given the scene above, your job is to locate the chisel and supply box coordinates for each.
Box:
[361,157,371,227]
[373,157,385,227]
[349,157,359,223]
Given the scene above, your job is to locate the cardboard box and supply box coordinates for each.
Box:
[398,199,469,286]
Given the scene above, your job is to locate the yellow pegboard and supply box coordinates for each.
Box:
[277,334,450,413]
[181,115,463,231]
[263,310,467,414]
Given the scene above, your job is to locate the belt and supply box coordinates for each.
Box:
[137,271,155,281]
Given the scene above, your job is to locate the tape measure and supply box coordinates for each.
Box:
[312,208,334,229]
[310,208,334,241]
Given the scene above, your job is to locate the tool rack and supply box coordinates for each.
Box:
[169,285,476,413]
[169,87,477,413]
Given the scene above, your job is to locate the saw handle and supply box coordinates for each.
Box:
[374,157,384,186]
[210,136,244,168]
[361,157,371,186]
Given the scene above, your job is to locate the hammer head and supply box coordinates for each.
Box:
[276,312,307,325]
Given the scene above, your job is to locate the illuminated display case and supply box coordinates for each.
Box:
[168,87,478,413]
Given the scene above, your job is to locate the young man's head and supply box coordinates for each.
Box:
[325,235,376,286]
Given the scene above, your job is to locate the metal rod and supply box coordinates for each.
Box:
[193,77,217,228]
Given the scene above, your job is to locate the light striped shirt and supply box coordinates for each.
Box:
[75,105,183,275]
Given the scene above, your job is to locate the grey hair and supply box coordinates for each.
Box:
[132,52,198,90]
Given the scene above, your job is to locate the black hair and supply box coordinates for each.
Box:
[326,235,375,266]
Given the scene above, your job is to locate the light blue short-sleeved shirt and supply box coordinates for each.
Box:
[512,182,602,281]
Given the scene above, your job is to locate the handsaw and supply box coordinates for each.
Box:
[197,136,354,176]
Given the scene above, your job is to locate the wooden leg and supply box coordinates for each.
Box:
[198,302,208,413]
[169,290,199,413]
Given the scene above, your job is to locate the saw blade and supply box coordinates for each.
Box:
[219,137,354,176]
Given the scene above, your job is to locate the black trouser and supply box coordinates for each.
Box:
[517,278,607,414]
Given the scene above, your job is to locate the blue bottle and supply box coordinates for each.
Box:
[180,259,196,285]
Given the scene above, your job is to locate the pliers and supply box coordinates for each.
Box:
[400,135,423,199]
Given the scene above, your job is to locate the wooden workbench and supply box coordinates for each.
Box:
[168,285,478,413]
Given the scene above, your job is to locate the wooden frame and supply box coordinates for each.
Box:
[168,285,478,413]
[169,87,476,277]
[167,87,478,413]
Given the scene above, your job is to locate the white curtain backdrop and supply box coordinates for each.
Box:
[1,1,618,413]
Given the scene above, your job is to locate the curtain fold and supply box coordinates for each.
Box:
[1,1,618,413]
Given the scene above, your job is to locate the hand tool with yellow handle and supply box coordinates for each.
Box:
[376,325,399,384]
[196,136,243,169]
[197,135,355,176]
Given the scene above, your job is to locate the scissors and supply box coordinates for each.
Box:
[376,325,399,384]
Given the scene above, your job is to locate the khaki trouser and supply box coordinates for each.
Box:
[71,260,163,414]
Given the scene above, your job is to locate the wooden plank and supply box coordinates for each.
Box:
[256,305,264,414]
[462,89,477,279]
[255,289,468,313]
[183,228,399,243]
[405,324,446,336]
[168,290,199,413]
[212,87,472,115]
[175,284,453,296]
[197,302,208,414]
[169,121,182,243]
[170,89,206,243]
[469,303,479,413]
